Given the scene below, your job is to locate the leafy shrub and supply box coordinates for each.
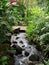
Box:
[26,6,46,42]
[0,0,26,43]
[40,33,49,45]
[0,55,14,65]
[26,21,39,43]
[26,6,45,21]
[40,33,49,57]
[0,0,14,43]
[45,0,49,14]
[36,59,49,65]
[0,56,8,65]
[26,6,49,58]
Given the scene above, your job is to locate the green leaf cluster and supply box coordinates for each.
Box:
[26,6,49,58]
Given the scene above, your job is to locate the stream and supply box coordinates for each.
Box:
[11,32,43,65]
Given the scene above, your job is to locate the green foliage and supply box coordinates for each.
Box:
[26,6,46,42]
[26,6,45,22]
[40,33,49,57]
[0,55,14,65]
[44,60,49,65]
[40,33,49,45]
[36,59,49,65]
[45,0,49,14]
[26,6,49,58]
[0,0,26,43]
[26,19,49,57]
[26,21,38,42]
[0,0,14,43]
[0,56,8,65]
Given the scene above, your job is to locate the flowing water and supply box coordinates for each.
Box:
[11,32,43,65]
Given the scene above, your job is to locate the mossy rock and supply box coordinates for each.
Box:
[29,54,39,61]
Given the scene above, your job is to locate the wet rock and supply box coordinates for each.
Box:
[13,26,20,34]
[25,51,29,56]
[11,44,23,55]
[15,46,23,55]
[13,41,17,44]
[12,45,16,48]
[15,61,20,65]
[9,44,23,56]
[16,37,19,39]
[29,54,39,61]
[22,45,25,48]
[11,33,40,65]
[19,40,23,44]
[25,45,32,53]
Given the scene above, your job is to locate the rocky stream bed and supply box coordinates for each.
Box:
[10,31,44,65]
